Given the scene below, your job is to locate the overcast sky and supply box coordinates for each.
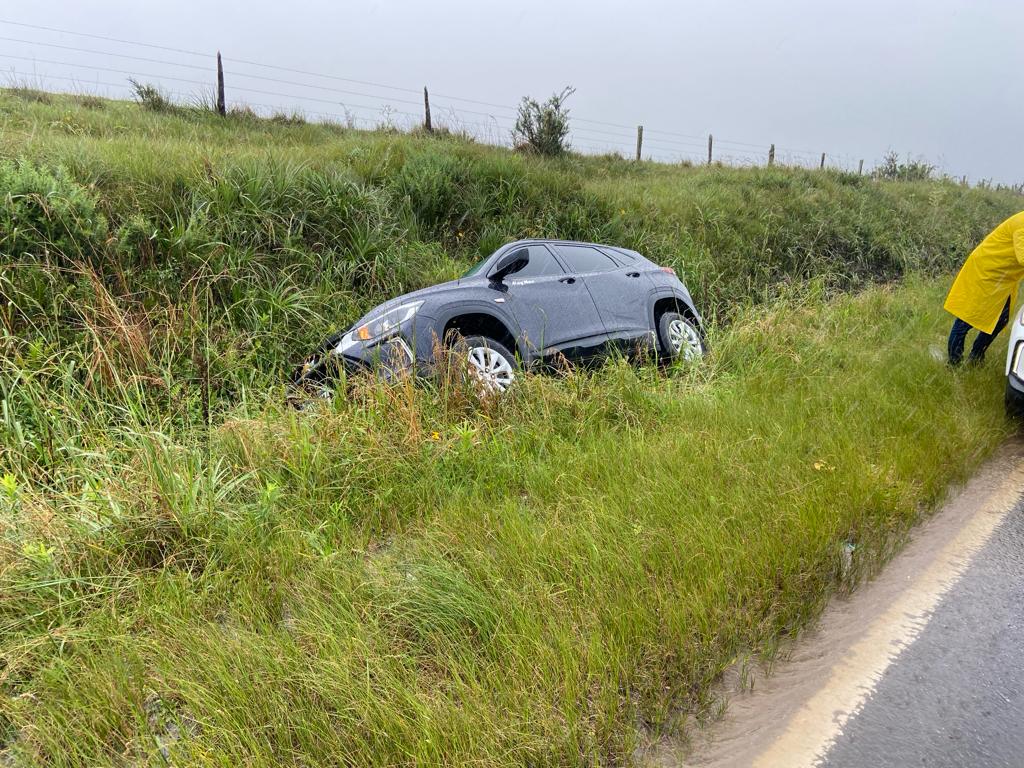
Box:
[3,1,1021,183]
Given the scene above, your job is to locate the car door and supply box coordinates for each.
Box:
[550,244,653,345]
[498,244,606,358]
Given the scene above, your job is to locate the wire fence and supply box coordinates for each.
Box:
[0,17,898,173]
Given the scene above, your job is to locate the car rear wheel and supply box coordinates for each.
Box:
[456,335,517,394]
[658,311,705,362]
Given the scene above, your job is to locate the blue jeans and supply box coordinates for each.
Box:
[948,297,1011,366]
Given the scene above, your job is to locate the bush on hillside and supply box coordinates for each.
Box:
[128,78,174,112]
[392,152,474,236]
[512,86,574,156]
[0,160,108,262]
[6,85,53,104]
[72,93,106,110]
[392,148,616,245]
[875,151,935,182]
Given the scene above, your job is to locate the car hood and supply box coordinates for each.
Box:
[350,278,468,328]
[318,278,471,352]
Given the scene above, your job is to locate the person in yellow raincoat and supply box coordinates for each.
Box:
[944,210,1024,365]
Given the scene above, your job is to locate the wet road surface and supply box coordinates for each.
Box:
[641,440,1024,768]
[820,500,1024,768]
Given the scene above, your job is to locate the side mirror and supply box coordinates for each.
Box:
[489,248,529,282]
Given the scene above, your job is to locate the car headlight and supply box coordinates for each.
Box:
[1013,342,1024,378]
[354,301,423,343]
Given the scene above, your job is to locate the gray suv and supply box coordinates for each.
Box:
[294,239,705,394]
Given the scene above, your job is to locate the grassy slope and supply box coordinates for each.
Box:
[0,91,1020,765]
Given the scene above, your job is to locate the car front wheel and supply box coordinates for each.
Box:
[657,311,705,362]
[456,335,517,395]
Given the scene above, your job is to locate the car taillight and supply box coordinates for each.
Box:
[660,266,676,276]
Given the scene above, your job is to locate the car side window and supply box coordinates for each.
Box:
[553,245,619,274]
[509,246,565,278]
[600,247,636,264]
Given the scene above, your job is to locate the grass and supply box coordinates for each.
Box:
[0,89,1020,765]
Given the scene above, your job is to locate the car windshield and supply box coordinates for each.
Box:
[461,255,491,278]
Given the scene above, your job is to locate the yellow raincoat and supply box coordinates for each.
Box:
[944,211,1024,334]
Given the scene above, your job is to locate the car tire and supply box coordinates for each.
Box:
[657,311,705,362]
[1005,379,1024,419]
[450,334,518,395]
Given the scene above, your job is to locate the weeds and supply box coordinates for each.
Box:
[875,150,936,181]
[128,78,174,112]
[6,86,52,105]
[71,94,105,110]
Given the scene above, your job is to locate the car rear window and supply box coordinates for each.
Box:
[601,247,637,264]
[553,245,619,274]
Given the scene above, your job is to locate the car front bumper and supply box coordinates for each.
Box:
[299,314,438,386]
[1008,367,1024,394]
[1004,309,1024,416]
[335,334,418,380]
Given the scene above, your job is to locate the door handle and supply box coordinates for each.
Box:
[559,276,576,284]
[626,271,641,278]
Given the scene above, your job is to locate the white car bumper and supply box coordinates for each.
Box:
[1005,305,1024,415]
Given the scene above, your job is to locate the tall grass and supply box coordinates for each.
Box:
[1,277,1011,766]
[0,90,1020,765]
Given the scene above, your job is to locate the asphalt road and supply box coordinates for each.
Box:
[819,499,1024,768]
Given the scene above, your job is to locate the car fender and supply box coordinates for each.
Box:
[647,285,702,330]
[429,298,525,356]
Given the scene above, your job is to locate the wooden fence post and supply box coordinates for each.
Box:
[216,52,226,116]
[768,144,775,167]
[635,125,643,161]
[819,152,826,169]
[858,159,864,175]
[423,87,432,132]
[707,134,713,165]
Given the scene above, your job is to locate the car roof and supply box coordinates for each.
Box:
[500,238,647,261]
[506,238,611,248]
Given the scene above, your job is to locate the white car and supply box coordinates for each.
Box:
[1006,306,1024,416]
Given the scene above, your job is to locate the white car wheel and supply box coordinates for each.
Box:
[467,344,515,393]
[662,313,705,361]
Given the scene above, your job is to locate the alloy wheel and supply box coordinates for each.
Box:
[467,345,515,393]
[668,318,703,360]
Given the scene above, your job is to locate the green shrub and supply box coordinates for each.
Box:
[114,213,157,266]
[875,150,936,182]
[0,160,108,262]
[392,151,474,237]
[5,85,52,104]
[128,78,174,112]
[512,86,574,156]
